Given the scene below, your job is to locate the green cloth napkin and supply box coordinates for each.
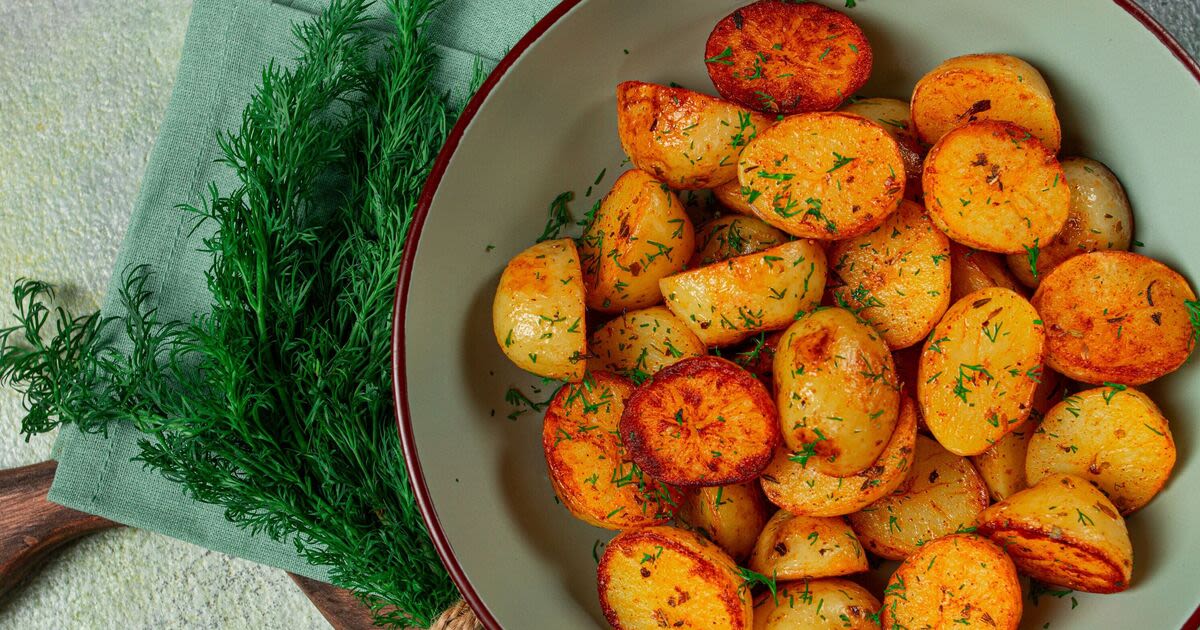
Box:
[48,0,556,582]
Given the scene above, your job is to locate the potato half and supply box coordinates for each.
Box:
[749,510,867,580]
[949,241,1025,302]
[970,366,1064,501]
[677,483,769,562]
[588,306,706,382]
[840,97,925,197]
[753,579,881,630]
[691,215,789,267]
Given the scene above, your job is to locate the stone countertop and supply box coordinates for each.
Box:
[0,0,1196,628]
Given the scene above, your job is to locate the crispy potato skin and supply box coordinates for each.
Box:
[753,579,881,630]
[599,526,752,629]
[970,366,1063,501]
[617,81,773,189]
[691,215,789,267]
[705,1,871,114]
[678,483,769,562]
[739,112,905,239]
[910,53,1061,150]
[621,356,780,486]
[748,510,867,580]
[830,199,952,349]
[840,97,925,198]
[1031,250,1197,385]
[492,238,586,381]
[1026,387,1175,514]
[881,534,1022,630]
[975,474,1133,593]
[588,306,706,381]
[949,241,1025,301]
[712,179,758,216]
[923,121,1069,254]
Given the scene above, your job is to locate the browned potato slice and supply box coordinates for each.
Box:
[749,510,867,580]
[840,97,925,197]
[1026,386,1176,514]
[691,215,789,267]
[918,287,1044,456]
[599,526,752,629]
[677,483,769,562]
[660,239,827,347]
[579,170,696,313]
[1032,250,1197,385]
[829,199,952,349]
[924,121,1069,254]
[617,81,774,189]
[949,241,1024,301]
[975,474,1133,593]
[910,53,1061,150]
[621,356,780,486]
[774,308,900,477]
[712,179,757,216]
[849,435,989,560]
[739,112,905,240]
[753,579,881,630]
[492,238,586,381]
[704,1,871,114]
[970,367,1064,501]
[543,372,679,529]
[761,395,918,517]
[588,306,706,382]
[881,534,1022,630]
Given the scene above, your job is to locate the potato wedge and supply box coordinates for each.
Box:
[588,306,707,382]
[753,579,881,630]
[1026,386,1176,514]
[599,526,752,629]
[677,483,769,562]
[713,179,758,216]
[911,53,1061,150]
[543,372,679,529]
[969,366,1064,501]
[748,510,867,580]
[923,121,1069,254]
[975,474,1133,593]
[661,239,827,347]
[761,395,918,517]
[691,215,789,267]
[492,238,586,380]
[1031,250,1198,384]
[840,97,925,197]
[881,534,1022,630]
[774,307,900,477]
[579,170,696,313]
[829,199,952,349]
[739,112,906,239]
[704,1,871,114]
[617,81,774,189]
[918,287,1044,456]
[949,241,1024,301]
[621,356,780,486]
[849,435,989,560]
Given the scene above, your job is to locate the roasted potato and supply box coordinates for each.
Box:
[924,121,1069,254]
[588,306,706,382]
[774,307,900,477]
[829,199,952,349]
[748,510,867,580]
[849,435,989,560]
[881,534,1022,630]
[739,112,906,240]
[617,81,774,189]
[691,215,789,267]
[704,1,871,114]
[918,287,1044,456]
[599,526,752,629]
[949,241,1024,301]
[969,366,1064,501]
[492,238,586,380]
[1031,250,1197,385]
[975,474,1133,593]
[910,53,1061,150]
[1026,386,1176,514]
[661,239,827,347]
[712,179,757,216]
[840,97,925,197]
[753,579,881,630]
[677,483,769,562]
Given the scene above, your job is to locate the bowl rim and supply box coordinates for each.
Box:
[391,2,1200,628]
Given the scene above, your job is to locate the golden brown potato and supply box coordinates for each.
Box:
[829,199,952,349]
[739,112,905,240]
[1026,386,1176,514]
[712,179,758,216]
[677,483,769,562]
[910,53,1061,150]
[840,97,925,197]
[918,287,1044,456]
[599,526,752,629]
[1031,251,1197,385]
[881,534,1022,630]
[949,241,1025,301]
[579,170,696,313]
[748,510,867,580]
[691,215,789,267]
[849,435,989,560]
[660,239,827,347]
[774,308,900,477]
[704,1,871,114]
[543,372,679,529]
[617,81,774,189]
[923,121,1069,254]
[588,306,706,382]
[753,579,881,630]
[975,474,1133,593]
[969,367,1064,501]
[621,356,780,486]
[492,238,586,381]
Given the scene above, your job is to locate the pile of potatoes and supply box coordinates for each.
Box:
[491,1,1196,628]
